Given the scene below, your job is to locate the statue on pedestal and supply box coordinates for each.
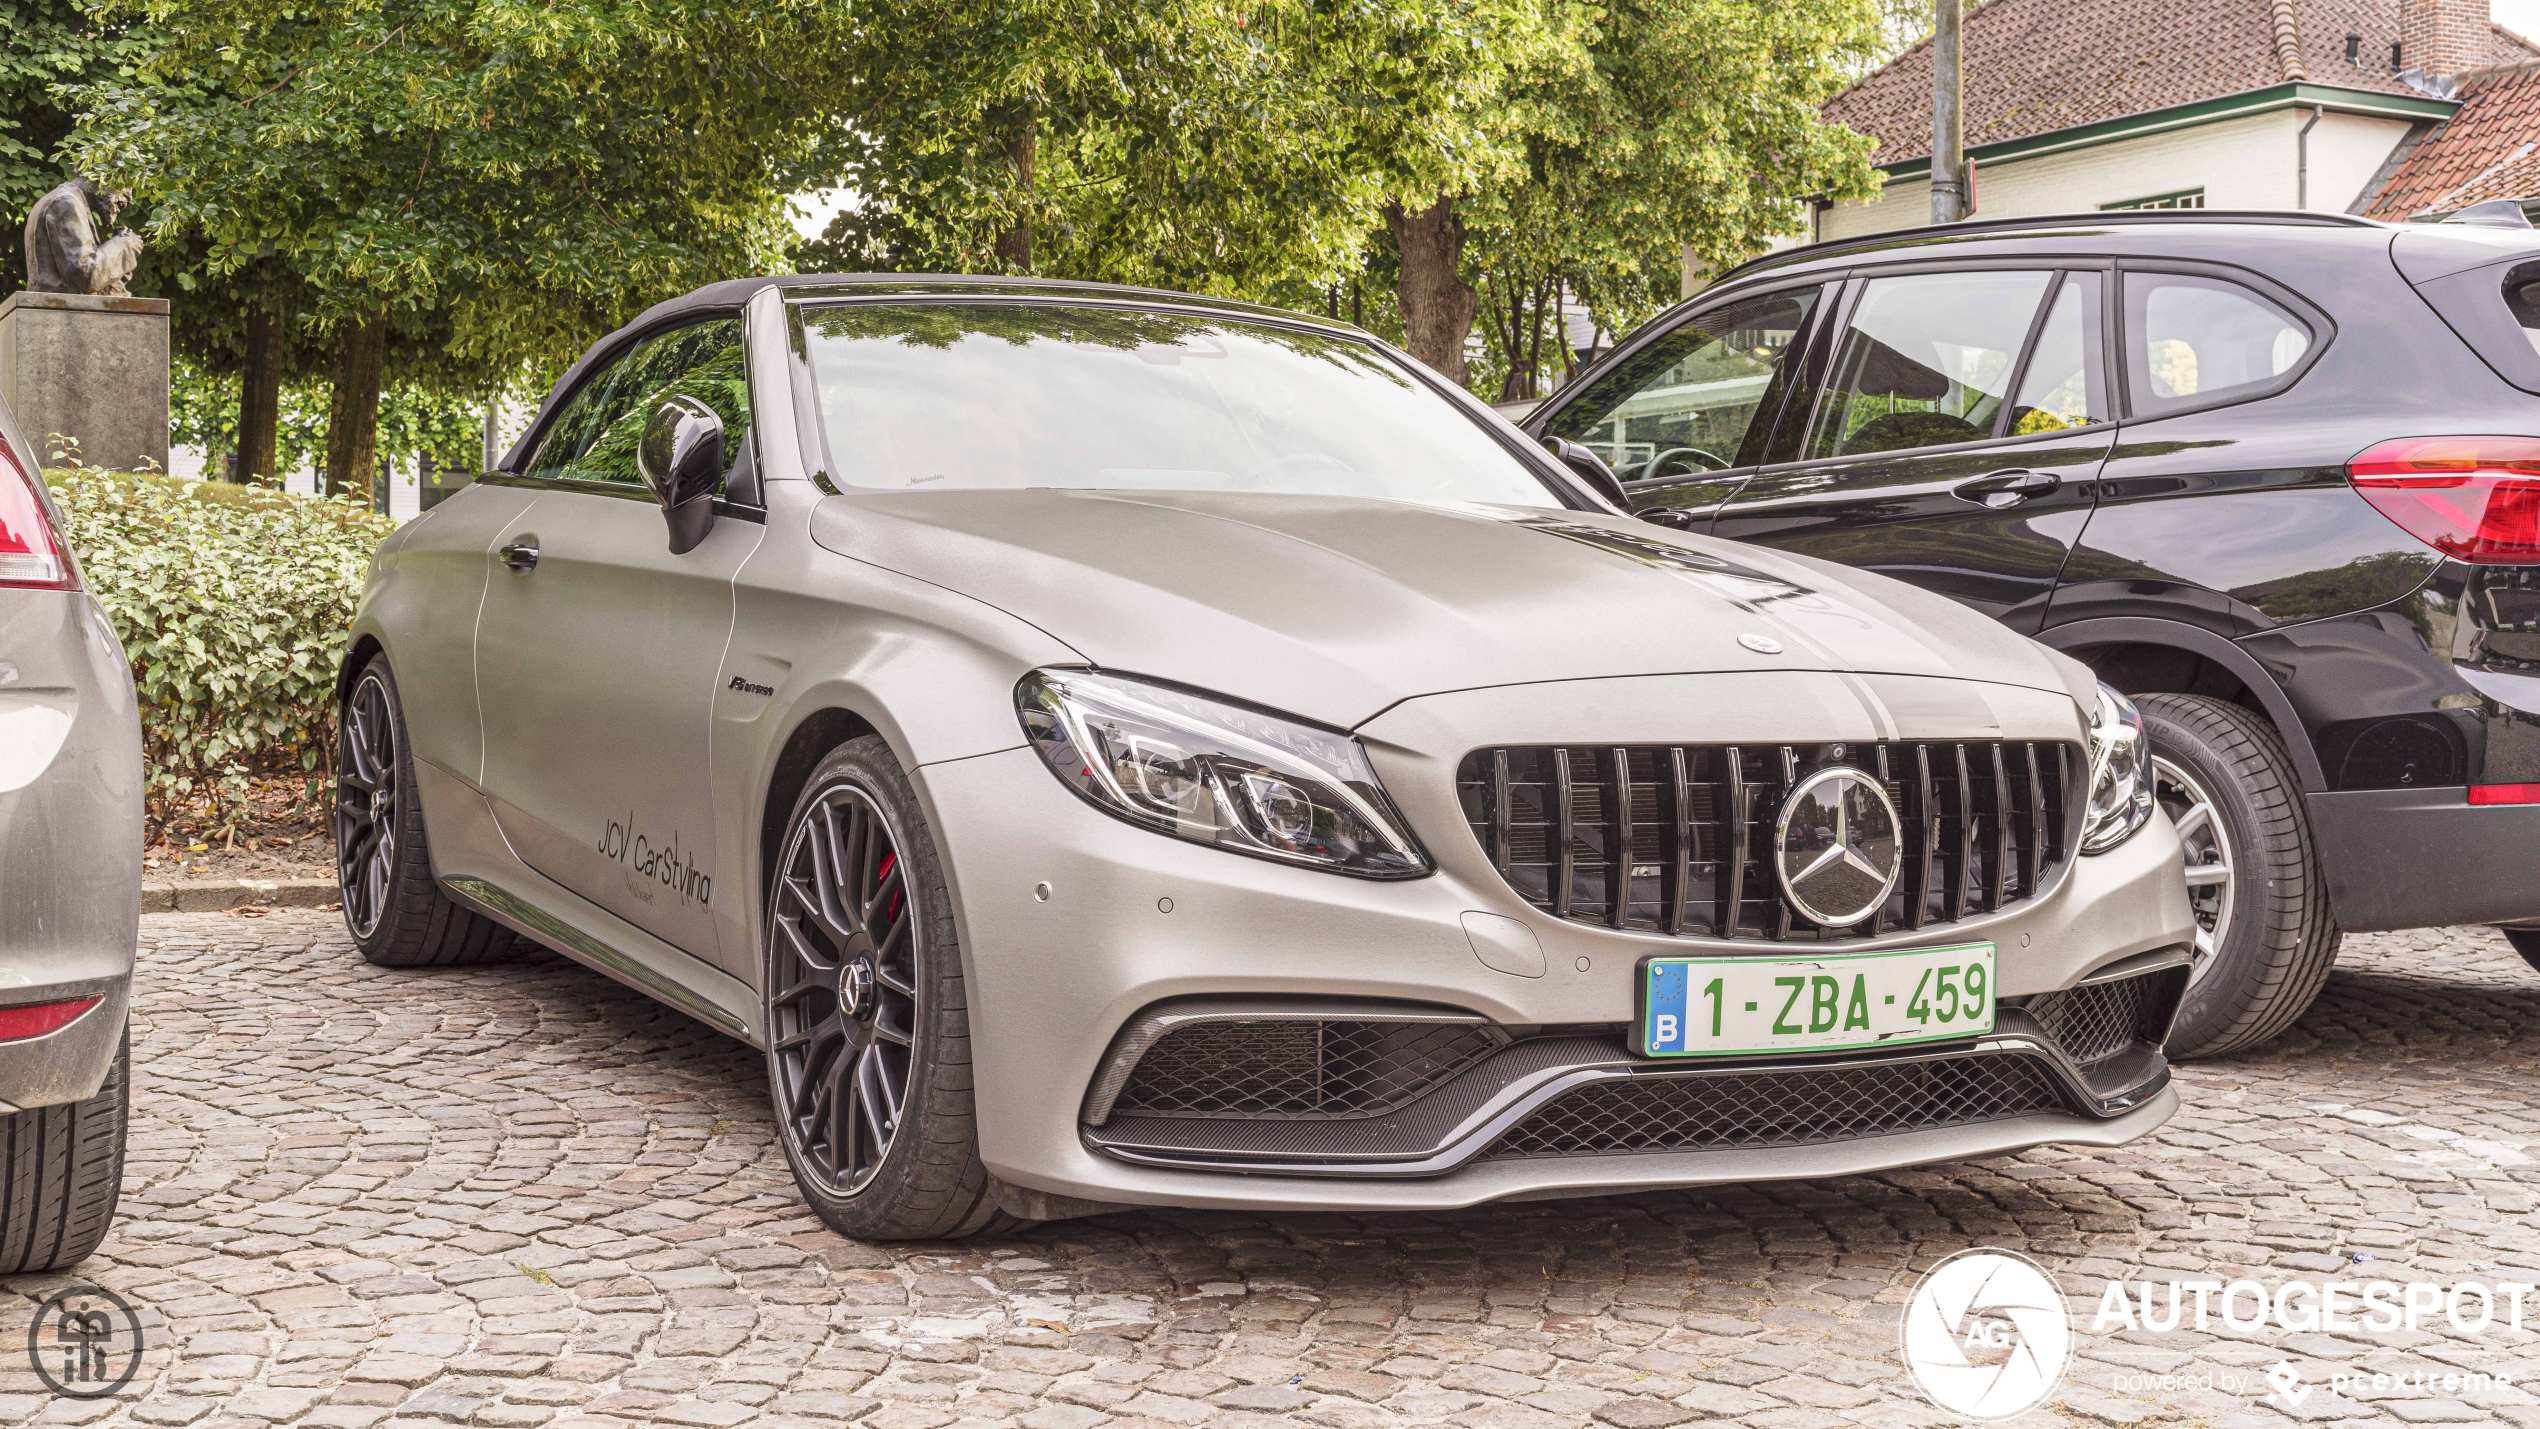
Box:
[23,176,143,296]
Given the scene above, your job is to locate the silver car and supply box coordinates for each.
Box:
[0,393,139,1270]
[342,278,2195,1238]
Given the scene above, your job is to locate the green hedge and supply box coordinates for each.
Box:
[44,469,396,832]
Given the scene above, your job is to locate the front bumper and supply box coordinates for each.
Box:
[0,588,141,1111]
[916,671,2195,1213]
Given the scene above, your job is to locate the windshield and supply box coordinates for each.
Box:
[798,303,1560,508]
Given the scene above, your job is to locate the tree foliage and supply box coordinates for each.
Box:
[68,0,853,377]
[1460,0,1884,399]
[801,0,1560,301]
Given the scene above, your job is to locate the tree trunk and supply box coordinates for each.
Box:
[1384,197,1478,387]
[236,309,286,484]
[324,311,388,502]
[994,120,1036,270]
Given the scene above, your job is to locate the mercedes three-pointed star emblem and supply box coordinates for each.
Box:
[1774,766,1904,927]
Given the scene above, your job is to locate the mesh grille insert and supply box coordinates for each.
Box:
[1456,740,2079,941]
[2026,969,2180,1064]
[1113,1019,1506,1119]
[1486,1053,2072,1159]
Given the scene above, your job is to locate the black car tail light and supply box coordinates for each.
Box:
[0,438,74,590]
[2348,436,2540,564]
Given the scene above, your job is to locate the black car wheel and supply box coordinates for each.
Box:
[2137,693,2340,1057]
[2503,927,2540,973]
[0,1028,127,1273]
[337,657,522,968]
[765,737,1017,1240]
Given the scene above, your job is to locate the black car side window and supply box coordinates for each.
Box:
[2004,271,2109,435]
[524,318,753,494]
[2120,272,2311,417]
[1542,287,1820,483]
[1803,269,2053,460]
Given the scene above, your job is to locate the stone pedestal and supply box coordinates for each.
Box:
[0,292,169,473]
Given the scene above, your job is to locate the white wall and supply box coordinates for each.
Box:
[1821,108,2417,241]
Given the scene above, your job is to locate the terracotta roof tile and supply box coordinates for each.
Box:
[2364,60,2540,215]
[1824,0,2538,167]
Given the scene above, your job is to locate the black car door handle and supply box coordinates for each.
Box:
[1953,469,2061,509]
[498,537,540,572]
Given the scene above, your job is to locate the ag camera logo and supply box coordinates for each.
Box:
[1903,1249,2072,1418]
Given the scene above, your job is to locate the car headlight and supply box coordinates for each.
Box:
[1017,668,1432,879]
[2080,683,2155,854]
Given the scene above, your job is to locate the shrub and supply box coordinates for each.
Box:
[43,468,396,836]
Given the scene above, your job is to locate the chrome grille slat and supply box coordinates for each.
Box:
[1455,740,2078,943]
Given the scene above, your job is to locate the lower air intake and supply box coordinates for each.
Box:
[1486,1053,2071,1158]
[2024,967,2186,1064]
[1112,1019,1507,1120]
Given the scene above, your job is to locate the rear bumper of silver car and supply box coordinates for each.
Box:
[0,588,142,1110]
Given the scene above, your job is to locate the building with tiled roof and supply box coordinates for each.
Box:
[1814,0,2539,241]
[2362,58,2540,218]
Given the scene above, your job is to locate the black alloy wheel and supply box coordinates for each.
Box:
[762,737,1016,1239]
[336,669,401,939]
[336,656,522,969]
[769,781,920,1197]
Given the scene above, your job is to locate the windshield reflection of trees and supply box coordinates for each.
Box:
[800,303,1405,386]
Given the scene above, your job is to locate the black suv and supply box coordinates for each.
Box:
[1525,211,2540,1058]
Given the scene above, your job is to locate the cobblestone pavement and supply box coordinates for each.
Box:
[8,912,2540,1429]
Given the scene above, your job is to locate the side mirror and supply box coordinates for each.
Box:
[639,396,724,554]
[1542,435,1629,509]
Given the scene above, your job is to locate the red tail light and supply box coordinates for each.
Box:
[0,996,100,1042]
[0,438,73,590]
[2470,782,2540,805]
[2348,436,2540,564]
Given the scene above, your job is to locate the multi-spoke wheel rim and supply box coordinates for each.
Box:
[335,673,399,939]
[2154,755,2235,987]
[769,782,918,1198]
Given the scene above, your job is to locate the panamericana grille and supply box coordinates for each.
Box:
[1486,1053,2071,1159]
[1456,741,2079,941]
[1111,1019,1506,1119]
[2025,968,2183,1064]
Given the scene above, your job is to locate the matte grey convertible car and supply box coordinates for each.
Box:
[342,277,2195,1238]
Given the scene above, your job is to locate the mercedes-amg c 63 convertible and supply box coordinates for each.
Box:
[338,276,2194,1238]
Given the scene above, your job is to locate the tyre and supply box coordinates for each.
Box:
[338,657,520,968]
[2138,692,2341,1058]
[763,737,1020,1240]
[0,1028,128,1272]
[2503,927,2540,973]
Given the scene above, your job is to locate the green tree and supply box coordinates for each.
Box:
[1456,0,1884,401]
[802,0,1560,306]
[68,0,853,494]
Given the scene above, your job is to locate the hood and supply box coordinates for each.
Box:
[807,490,2090,728]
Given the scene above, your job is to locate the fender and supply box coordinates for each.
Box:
[2035,616,2327,793]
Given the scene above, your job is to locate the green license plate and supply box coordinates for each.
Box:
[1635,943,1996,1058]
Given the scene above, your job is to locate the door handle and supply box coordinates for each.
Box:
[1952,469,2061,509]
[498,536,540,572]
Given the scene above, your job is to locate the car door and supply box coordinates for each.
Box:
[1531,285,1828,531]
[473,315,766,966]
[1711,266,2116,632]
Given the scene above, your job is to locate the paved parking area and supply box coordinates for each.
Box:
[6,912,2540,1429]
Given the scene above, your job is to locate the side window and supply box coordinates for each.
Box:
[1804,270,2053,460]
[1543,287,1819,483]
[2122,273,2311,416]
[523,318,752,491]
[2005,271,2108,435]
